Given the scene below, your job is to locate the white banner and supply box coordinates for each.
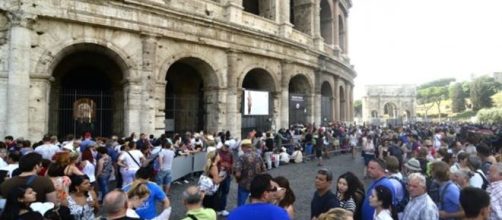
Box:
[243,90,269,115]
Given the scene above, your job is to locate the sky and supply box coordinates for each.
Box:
[348,0,502,99]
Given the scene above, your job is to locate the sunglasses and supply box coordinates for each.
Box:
[267,186,285,192]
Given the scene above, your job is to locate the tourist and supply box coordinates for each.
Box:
[228,174,289,220]
[181,186,216,220]
[336,172,365,217]
[460,187,491,220]
[311,168,340,219]
[233,139,266,206]
[216,140,233,216]
[156,139,175,195]
[101,189,131,220]
[401,173,438,220]
[487,162,502,220]
[96,146,113,201]
[430,161,464,219]
[360,159,395,220]
[65,175,98,220]
[317,208,353,220]
[117,141,145,186]
[201,150,222,210]
[273,176,296,219]
[0,186,42,220]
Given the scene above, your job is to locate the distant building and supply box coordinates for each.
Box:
[494,72,502,84]
[362,85,416,125]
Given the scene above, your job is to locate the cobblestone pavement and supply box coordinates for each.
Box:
[167,152,368,219]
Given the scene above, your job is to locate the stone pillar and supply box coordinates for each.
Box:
[293,0,315,35]
[28,77,51,141]
[346,83,352,122]
[272,91,281,131]
[333,1,342,56]
[280,61,292,129]
[124,80,142,136]
[203,86,225,134]
[140,34,157,135]
[224,0,243,24]
[313,0,324,50]
[313,71,322,126]
[6,13,35,138]
[226,50,241,138]
[279,0,293,38]
[334,76,340,121]
[154,81,166,136]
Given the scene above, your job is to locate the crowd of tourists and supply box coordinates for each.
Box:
[0,122,501,219]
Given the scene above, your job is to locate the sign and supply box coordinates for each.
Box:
[243,90,269,115]
[73,98,96,123]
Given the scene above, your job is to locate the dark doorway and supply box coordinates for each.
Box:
[288,75,310,126]
[321,82,333,124]
[241,68,274,137]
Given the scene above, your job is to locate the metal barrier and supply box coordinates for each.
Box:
[171,152,208,181]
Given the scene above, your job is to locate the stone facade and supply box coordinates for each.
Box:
[362,85,416,124]
[1,0,355,140]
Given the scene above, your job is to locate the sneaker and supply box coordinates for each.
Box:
[218,210,229,216]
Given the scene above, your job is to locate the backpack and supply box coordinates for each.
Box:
[476,170,489,190]
[388,176,409,213]
[428,180,452,208]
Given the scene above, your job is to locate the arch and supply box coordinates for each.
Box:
[383,102,398,119]
[48,43,128,137]
[338,15,346,51]
[164,57,219,134]
[158,53,222,88]
[288,75,311,125]
[238,65,278,92]
[321,81,333,97]
[371,110,379,118]
[242,0,276,20]
[320,0,334,45]
[243,0,259,15]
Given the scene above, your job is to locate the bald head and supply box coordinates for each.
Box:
[182,186,203,205]
[103,190,127,218]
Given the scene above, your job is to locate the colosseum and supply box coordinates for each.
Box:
[0,0,355,140]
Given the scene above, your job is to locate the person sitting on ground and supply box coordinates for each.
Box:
[181,186,217,220]
[459,187,491,220]
[279,147,290,165]
[228,174,289,220]
[290,146,303,163]
[0,186,43,220]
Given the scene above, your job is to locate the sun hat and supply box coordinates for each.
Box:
[405,158,422,172]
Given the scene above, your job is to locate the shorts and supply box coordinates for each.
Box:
[362,153,375,166]
[156,170,172,186]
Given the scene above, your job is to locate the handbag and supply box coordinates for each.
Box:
[198,174,219,195]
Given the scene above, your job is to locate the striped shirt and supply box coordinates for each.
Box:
[401,193,439,220]
[338,194,356,212]
[488,181,502,220]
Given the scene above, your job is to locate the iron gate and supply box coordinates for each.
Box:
[289,94,307,125]
[165,94,204,134]
[57,88,113,138]
[321,95,333,124]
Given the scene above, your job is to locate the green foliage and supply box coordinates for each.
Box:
[417,78,456,90]
[470,76,498,111]
[493,91,502,108]
[449,83,466,113]
[451,110,476,120]
[417,86,449,103]
[476,108,502,123]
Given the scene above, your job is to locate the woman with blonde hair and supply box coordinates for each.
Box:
[126,179,171,219]
[317,208,353,220]
[201,150,222,210]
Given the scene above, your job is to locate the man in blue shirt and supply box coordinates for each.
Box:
[431,161,463,220]
[228,174,290,220]
[361,159,396,220]
[123,167,170,219]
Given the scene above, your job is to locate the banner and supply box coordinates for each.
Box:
[243,90,269,115]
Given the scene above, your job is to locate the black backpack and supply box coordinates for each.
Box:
[476,170,489,190]
[388,176,409,213]
[428,180,452,208]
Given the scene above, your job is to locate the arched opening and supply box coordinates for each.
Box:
[321,82,333,124]
[338,15,346,51]
[289,0,295,25]
[289,75,310,126]
[383,102,398,119]
[165,58,218,134]
[241,68,275,136]
[49,44,125,138]
[320,0,333,45]
[371,110,379,118]
[339,86,346,121]
[243,0,259,15]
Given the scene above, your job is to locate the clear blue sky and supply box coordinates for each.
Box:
[348,0,502,99]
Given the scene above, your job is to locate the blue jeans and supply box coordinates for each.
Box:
[217,175,232,211]
[237,186,250,206]
[156,170,172,186]
[305,143,313,156]
[97,175,110,201]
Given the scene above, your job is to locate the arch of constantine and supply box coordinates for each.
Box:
[0,0,355,140]
[362,85,416,125]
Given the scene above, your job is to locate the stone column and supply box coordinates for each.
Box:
[334,76,340,121]
[226,50,241,138]
[293,0,315,35]
[28,77,51,141]
[346,83,352,122]
[224,0,243,24]
[313,0,324,50]
[279,0,293,38]
[272,91,281,131]
[280,61,292,129]
[333,0,342,56]
[313,71,322,126]
[139,34,157,135]
[6,13,35,138]
[203,86,225,134]
[154,81,166,137]
[123,80,142,136]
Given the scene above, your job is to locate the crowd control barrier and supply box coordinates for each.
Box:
[171,151,208,181]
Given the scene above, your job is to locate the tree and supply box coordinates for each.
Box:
[449,83,466,113]
[417,78,456,90]
[354,100,362,117]
[417,85,449,121]
[470,76,498,111]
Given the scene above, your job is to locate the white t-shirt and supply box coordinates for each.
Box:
[0,163,18,177]
[159,149,175,171]
[82,160,96,183]
[279,152,290,163]
[34,144,60,160]
[119,150,144,170]
[469,169,485,188]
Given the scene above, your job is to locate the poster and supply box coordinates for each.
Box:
[243,90,269,115]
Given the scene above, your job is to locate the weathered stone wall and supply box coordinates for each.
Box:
[362,85,416,123]
[1,0,355,140]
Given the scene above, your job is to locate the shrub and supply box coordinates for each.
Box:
[476,108,502,124]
